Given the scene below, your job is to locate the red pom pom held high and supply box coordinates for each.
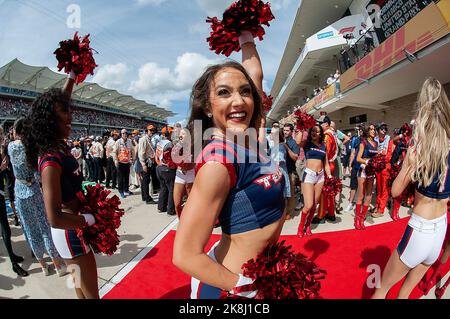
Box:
[262,92,273,114]
[293,109,316,131]
[54,32,98,84]
[206,0,275,56]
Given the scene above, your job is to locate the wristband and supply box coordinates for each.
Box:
[82,214,95,227]
[68,71,77,80]
[239,31,255,47]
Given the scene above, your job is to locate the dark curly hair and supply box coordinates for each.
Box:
[22,88,72,169]
[307,125,324,145]
[186,61,263,158]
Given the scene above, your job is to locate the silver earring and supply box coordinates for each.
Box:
[207,113,213,118]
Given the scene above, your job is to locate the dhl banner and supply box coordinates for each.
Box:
[303,83,337,113]
[340,2,450,93]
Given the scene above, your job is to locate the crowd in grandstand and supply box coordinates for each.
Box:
[1,97,156,129]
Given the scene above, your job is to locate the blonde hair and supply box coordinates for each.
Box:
[407,78,450,187]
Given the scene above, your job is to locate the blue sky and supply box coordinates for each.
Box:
[0,0,299,124]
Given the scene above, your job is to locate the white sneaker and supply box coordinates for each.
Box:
[344,203,354,212]
[56,264,68,277]
[41,265,50,276]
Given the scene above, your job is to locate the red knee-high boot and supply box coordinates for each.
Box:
[392,198,401,221]
[305,206,316,236]
[435,275,450,299]
[354,204,362,230]
[419,260,443,295]
[297,211,308,238]
[361,205,369,230]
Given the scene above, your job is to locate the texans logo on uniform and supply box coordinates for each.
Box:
[253,167,283,190]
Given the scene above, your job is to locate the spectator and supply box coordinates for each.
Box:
[112,129,135,198]
[283,124,300,220]
[155,132,176,216]
[360,22,375,54]
[326,74,335,86]
[138,124,157,205]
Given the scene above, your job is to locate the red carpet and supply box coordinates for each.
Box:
[104,214,449,299]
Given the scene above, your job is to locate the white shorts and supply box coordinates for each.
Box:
[357,164,375,179]
[51,227,91,260]
[175,168,195,185]
[397,213,448,268]
[191,241,221,299]
[301,168,324,185]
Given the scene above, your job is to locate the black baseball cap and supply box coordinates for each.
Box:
[376,122,388,131]
[317,115,331,125]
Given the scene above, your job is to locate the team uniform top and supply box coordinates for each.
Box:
[361,139,378,159]
[416,149,450,200]
[39,148,83,203]
[303,141,326,161]
[195,138,285,235]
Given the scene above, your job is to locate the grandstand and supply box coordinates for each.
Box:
[0,59,176,137]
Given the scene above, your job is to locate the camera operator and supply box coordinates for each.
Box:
[360,22,375,54]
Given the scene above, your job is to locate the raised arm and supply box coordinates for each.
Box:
[173,162,239,291]
[62,72,76,100]
[240,31,263,94]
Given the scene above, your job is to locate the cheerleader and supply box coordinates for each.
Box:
[372,77,449,299]
[173,31,286,299]
[173,128,195,217]
[354,124,378,230]
[22,72,99,299]
[296,125,332,238]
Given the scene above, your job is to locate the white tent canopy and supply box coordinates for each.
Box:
[0,59,175,120]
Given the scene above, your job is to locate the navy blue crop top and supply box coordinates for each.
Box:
[195,138,285,235]
[39,150,83,203]
[416,150,450,200]
[362,139,378,159]
[304,141,326,161]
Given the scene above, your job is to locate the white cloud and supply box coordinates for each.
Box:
[195,0,234,17]
[129,52,219,95]
[196,0,291,17]
[270,0,293,11]
[136,0,167,6]
[129,62,175,93]
[92,63,129,89]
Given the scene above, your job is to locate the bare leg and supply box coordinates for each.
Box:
[364,177,374,207]
[173,182,186,217]
[64,251,99,299]
[372,250,410,299]
[397,263,430,299]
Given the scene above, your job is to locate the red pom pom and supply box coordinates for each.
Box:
[220,240,326,299]
[76,184,125,255]
[206,0,275,56]
[322,176,342,197]
[365,154,386,177]
[54,32,98,84]
[262,92,273,114]
[400,123,412,138]
[293,109,316,131]
[388,163,401,188]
